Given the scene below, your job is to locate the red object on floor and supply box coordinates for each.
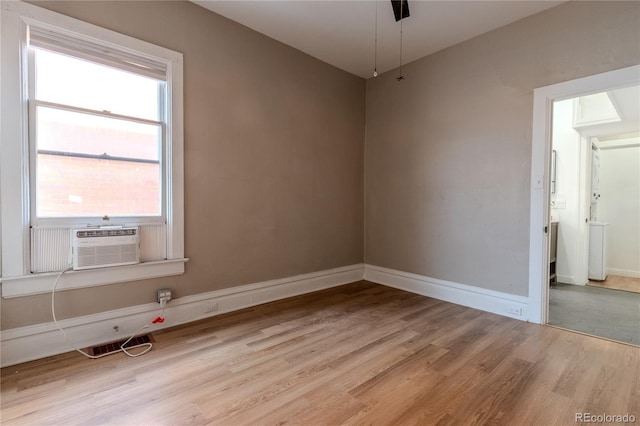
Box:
[152,316,165,323]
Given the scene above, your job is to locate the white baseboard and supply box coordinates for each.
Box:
[1,263,535,367]
[364,264,530,322]
[0,264,364,367]
[607,268,640,279]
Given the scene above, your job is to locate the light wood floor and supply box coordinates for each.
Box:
[588,275,640,294]
[1,281,639,425]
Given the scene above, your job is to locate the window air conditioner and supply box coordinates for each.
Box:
[71,227,140,270]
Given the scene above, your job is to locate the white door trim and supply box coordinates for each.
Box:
[528,64,640,324]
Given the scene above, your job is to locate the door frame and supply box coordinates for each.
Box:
[527,65,640,324]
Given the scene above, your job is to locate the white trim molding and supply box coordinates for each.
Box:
[364,264,530,322]
[1,259,189,298]
[0,264,364,367]
[1,262,540,367]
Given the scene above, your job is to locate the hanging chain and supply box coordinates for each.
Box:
[397,0,405,81]
[374,0,378,77]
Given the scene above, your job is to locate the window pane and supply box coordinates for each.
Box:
[37,155,161,218]
[34,48,160,121]
[35,107,161,218]
[37,106,160,161]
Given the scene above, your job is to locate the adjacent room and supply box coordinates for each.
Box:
[547,86,640,345]
[1,1,639,424]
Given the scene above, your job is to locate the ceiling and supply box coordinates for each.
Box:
[583,85,640,140]
[193,1,565,79]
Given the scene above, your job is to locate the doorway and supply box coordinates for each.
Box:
[528,65,640,328]
[545,87,640,345]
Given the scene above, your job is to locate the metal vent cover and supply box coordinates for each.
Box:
[85,333,155,357]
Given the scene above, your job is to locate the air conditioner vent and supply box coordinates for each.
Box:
[76,228,137,238]
[71,227,140,270]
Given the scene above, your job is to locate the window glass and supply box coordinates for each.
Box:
[32,50,163,219]
[34,48,160,121]
[36,107,160,161]
[36,152,161,218]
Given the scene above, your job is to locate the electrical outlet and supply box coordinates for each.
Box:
[507,306,523,316]
[157,288,172,303]
[204,302,218,314]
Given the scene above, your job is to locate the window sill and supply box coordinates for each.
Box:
[0,258,189,298]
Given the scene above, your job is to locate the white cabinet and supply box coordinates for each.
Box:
[588,222,608,281]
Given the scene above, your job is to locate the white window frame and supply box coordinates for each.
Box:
[27,44,167,227]
[1,1,186,298]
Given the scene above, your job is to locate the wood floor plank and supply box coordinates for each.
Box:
[587,274,640,293]
[392,365,489,426]
[442,356,534,425]
[286,391,365,426]
[1,281,638,425]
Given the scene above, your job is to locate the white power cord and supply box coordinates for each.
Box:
[51,268,166,359]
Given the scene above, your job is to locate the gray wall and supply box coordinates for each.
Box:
[365,1,640,296]
[1,0,365,329]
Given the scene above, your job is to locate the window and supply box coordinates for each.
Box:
[0,2,185,297]
[30,45,164,221]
